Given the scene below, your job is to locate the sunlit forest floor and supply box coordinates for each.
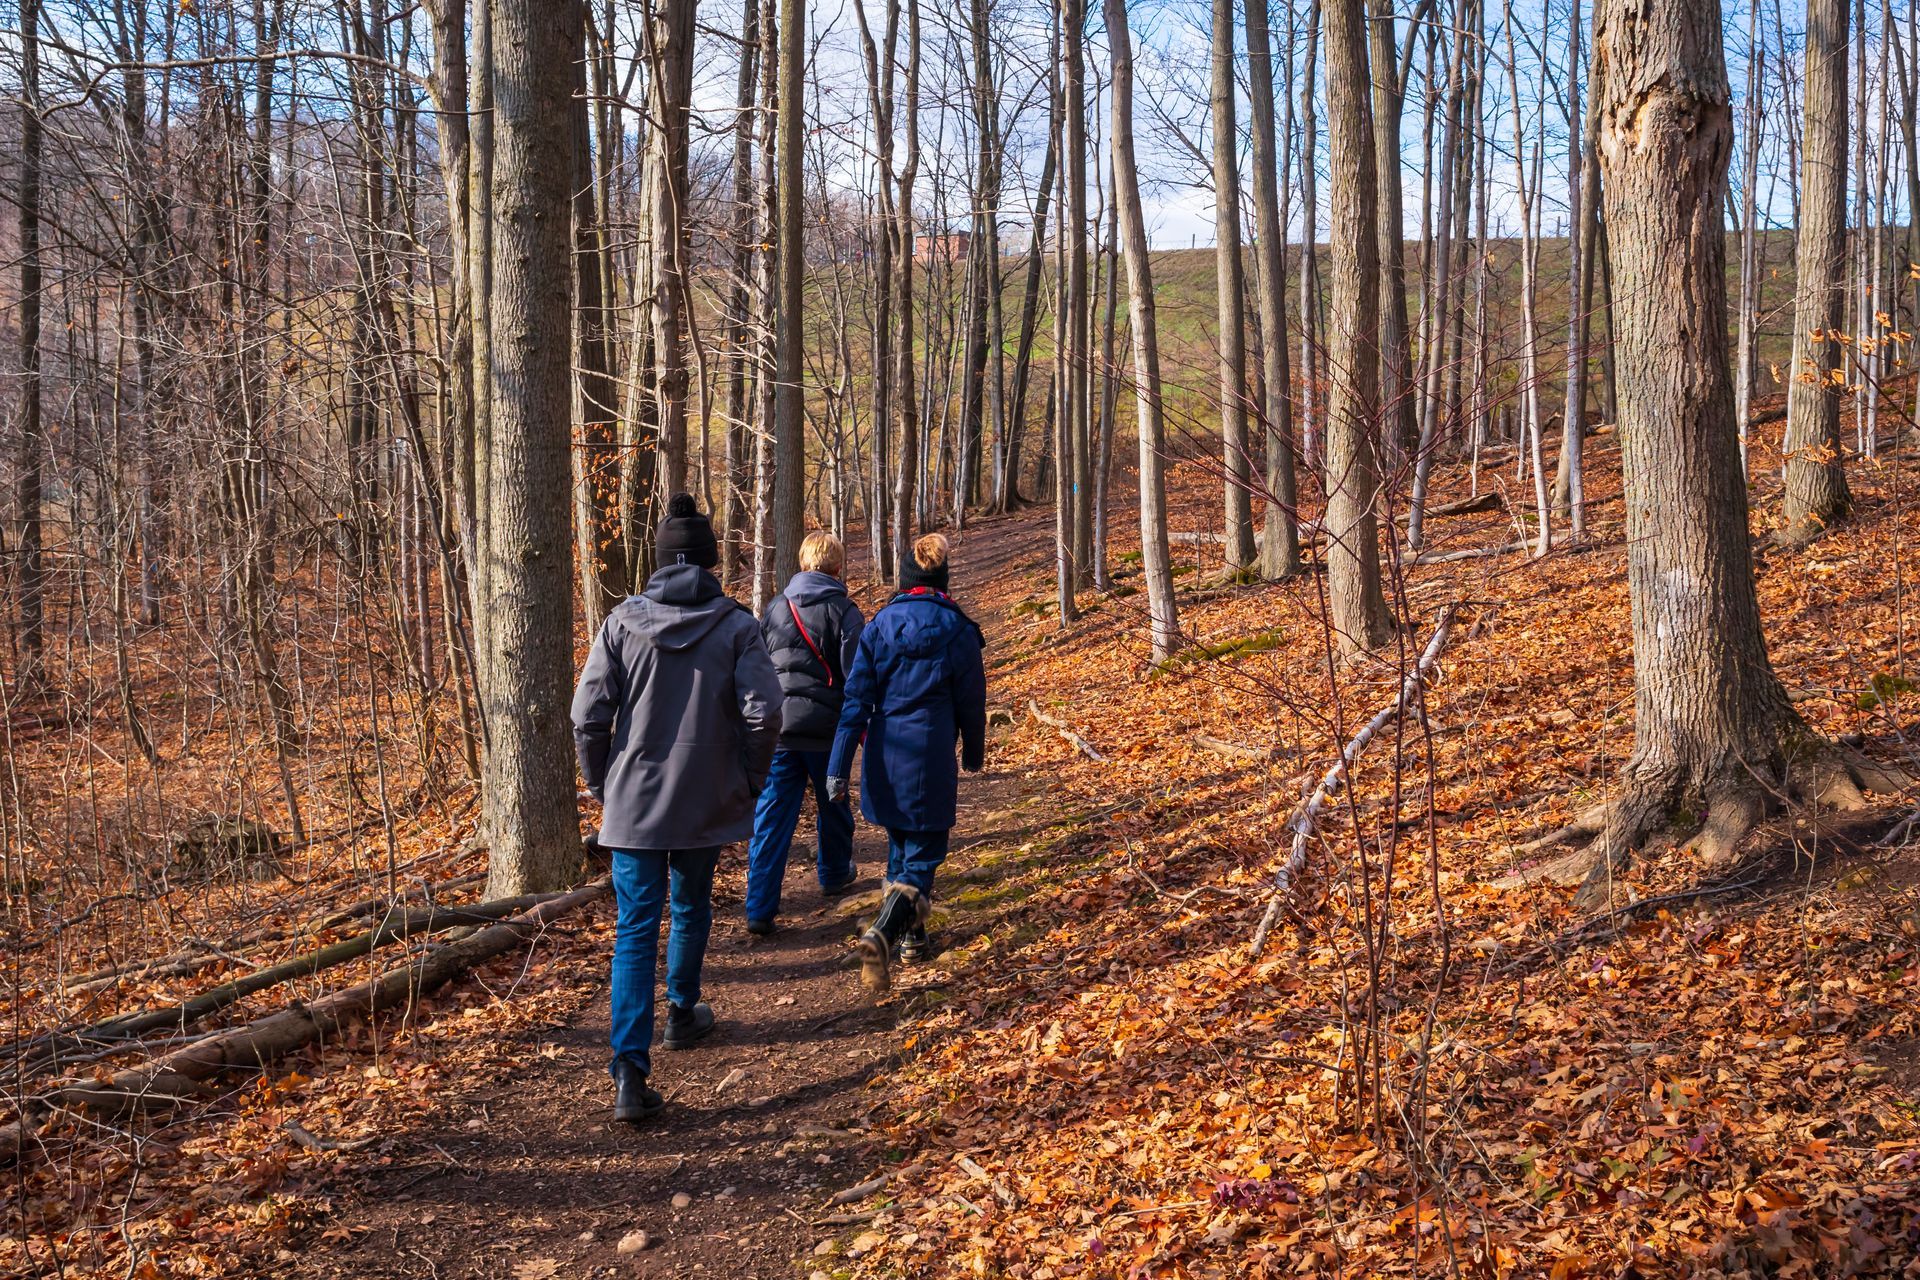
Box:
[5,410,1919,1277]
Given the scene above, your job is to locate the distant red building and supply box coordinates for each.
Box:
[913,230,971,263]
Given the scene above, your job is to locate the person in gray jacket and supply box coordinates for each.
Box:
[572,494,781,1123]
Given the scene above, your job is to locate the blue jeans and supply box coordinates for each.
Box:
[609,847,719,1078]
[744,749,856,925]
[884,828,949,896]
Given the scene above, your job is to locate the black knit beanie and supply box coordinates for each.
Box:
[898,539,951,593]
[655,493,719,568]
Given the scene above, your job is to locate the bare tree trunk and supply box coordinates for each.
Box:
[723,0,760,588]
[1540,0,1900,901]
[1213,0,1256,573]
[1734,0,1762,470]
[1468,29,1491,492]
[1249,0,1302,580]
[1106,0,1179,660]
[1049,28,1078,623]
[771,0,807,583]
[1064,0,1093,583]
[1322,0,1395,657]
[573,12,628,633]
[1003,124,1059,512]
[1093,165,1120,591]
[890,0,923,578]
[482,0,582,896]
[1895,11,1920,427]
[970,0,1006,523]
[1298,2,1322,470]
[854,0,898,580]
[647,0,697,498]
[117,2,166,629]
[1406,0,1469,551]
[14,0,45,684]
[750,0,779,606]
[468,0,496,708]
[1502,2,1551,556]
[1367,0,1419,463]
[1551,2,1598,537]
[1779,0,1852,546]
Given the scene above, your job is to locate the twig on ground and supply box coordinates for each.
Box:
[1027,700,1106,761]
[282,1119,379,1153]
[828,1161,923,1206]
[956,1155,1015,1207]
[1126,842,1247,907]
[1192,733,1279,762]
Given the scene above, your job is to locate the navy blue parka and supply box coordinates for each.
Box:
[826,589,987,832]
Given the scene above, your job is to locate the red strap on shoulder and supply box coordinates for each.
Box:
[787,597,834,687]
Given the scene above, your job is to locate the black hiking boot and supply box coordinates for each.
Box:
[858,884,925,994]
[820,874,859,898]
[662,1000,715,1050]
[745,917,775,938]
[898,920,932,964]
[612,1059,664,1123]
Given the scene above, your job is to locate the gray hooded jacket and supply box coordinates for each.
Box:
[572,564,782,850]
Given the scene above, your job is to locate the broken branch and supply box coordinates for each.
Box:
[1028,700,1106,761]
[1250,607,1461,957]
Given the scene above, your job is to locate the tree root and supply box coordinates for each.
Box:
[1498,742,1912,910]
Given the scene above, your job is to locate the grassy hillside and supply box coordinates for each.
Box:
[789,227,1831,505]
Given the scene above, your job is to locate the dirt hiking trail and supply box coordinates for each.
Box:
[289,508,1076,1280]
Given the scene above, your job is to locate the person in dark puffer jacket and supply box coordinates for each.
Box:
[743,531,866,934]
[827,533,987,993]
[572,494,781,1124]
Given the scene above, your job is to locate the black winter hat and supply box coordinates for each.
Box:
[898,559,950,593]
[898,533,951,593]
[656,493,719,568]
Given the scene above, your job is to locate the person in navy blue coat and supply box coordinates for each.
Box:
[826,533,986,993]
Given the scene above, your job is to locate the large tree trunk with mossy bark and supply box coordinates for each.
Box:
[1530,0,1905,906]
[1778,0,1851,547]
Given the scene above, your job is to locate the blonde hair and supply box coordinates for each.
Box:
[913,533,950,571]
[799,530,845,576]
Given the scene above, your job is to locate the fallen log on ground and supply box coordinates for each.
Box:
[64,870,489,994]
[1413,491,1505,520]
[1411,541,1526,565]
[1,879,610,1164]
[1249,607,1462,957]
[17,891,562,1075]
[1028,700,1106,761]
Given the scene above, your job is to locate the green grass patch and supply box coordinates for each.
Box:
[1150,627,1288,676]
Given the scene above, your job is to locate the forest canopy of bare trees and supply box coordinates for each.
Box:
[3,0,1920,1271]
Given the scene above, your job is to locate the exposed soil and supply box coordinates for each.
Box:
[281,521,1056,1280]
[279,767,1038,1280]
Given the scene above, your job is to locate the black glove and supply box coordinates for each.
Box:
[826,776,849,804]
